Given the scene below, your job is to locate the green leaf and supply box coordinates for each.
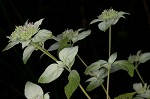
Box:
[90,19,101,24]
[21,40,30,48]
[111,60,134,77]
[108,52,117,64]
[33,18,44,28]
[3,41,19,51]
[32,29,52,42]
[65,70,80,99]
[139,52,150,63]
[84,60,107,75]
[25,81,44,99]
[23,45,35,64]
[114,92,136,99]
[86,77,104,92]
[59,46,78,68]
[72,30,91,43]
[38,63,64,83]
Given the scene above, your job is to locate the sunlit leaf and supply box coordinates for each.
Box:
[65,70,80,99]
[38,63,64,83]
[108,52,117,64]
[3,41,19,51]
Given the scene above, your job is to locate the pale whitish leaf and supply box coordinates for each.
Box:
[133,83,144,94]
[23,45,35,64]
[25,81,43,99]
[139,52,150,63]
[38,63,64,83]
[98,19,114,32]
[21,40,30,48]
[90,19,101,24]
[102,62,111,70]
[84,60,107,75]
[44,93,50,99]
[138,90,150,98]
[34,18,44,28]
[65,70,80,99]
[108,52,117,64]
[72,30,91,43]
[3,41,19,51]
[111,60,134,77]
[32,29,52,42]
[86,77,104,92]
[114,92,136,99]
[59,46,78,67]
[133,96,144,99]
[48,42,59,51]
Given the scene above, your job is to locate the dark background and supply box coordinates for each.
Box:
[0,0,150,99]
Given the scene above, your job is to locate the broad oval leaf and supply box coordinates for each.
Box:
[108,52,117,64]
[139,52,150,63]
[59,46,78,68]
[32,29,52,42]
[65,70,80,99]
[38,63,64,83]
[23,45,35,64]
[111,60,134,77]
[25,81,44,99]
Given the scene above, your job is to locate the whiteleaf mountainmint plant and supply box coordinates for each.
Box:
[3,8,150,99]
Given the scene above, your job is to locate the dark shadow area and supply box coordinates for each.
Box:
[0,0,150,98]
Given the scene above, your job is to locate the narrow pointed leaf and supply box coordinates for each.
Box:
[108,52,117,64]
[38,63,64,83]
[114,92,136,99]
[23,45,35,64]
[90,19,101,24]
[139,52,150,63]
[48,42,59,51]
[3,41,19,51]
[65,70,80,99]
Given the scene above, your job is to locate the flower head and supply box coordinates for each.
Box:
[3,19,43,51]
[90,8,129,32]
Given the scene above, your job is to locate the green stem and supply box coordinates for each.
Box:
[31,42,58,62]
[135,67,145,84]
[102,84,111,99]
[107,26,112,99]
[79,84,91,99]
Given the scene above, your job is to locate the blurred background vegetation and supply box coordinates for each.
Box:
[0,0,150,99]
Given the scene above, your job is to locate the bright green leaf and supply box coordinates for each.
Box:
[111,60,134,77]
[65,70,80,99]
[114,92,136,99]
[38,63,64,83]
[23,45,35,64]
[139,52,150,63]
